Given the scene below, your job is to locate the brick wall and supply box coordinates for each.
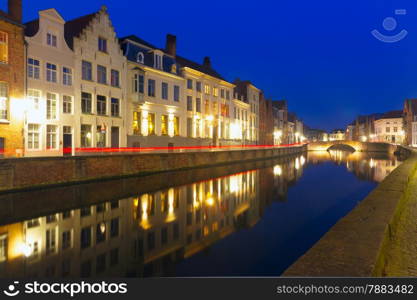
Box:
[0,19,25,157]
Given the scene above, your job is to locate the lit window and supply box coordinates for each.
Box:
[97,65,107,84]
[96,125,106,147]
[0,82,8,120]
[174,116,180,136]
[63,95,72,114]
[98,37,107,53]
[28,89,40,110]
[148,113,155,135]
[27,124,40,150]
[133,111,141,135]
[0,234,6,262]
[111,69,120,87]
[47,33,57,47]
[46,125,58,149]
[161,115,168,135]
[46,93,57,119]
[204,84,210,94]
[46,63,57,83]
[213,87,218,97]
[28,58,40,79]
[0,31,8,63]
[81,125,92,147]
[63,67,72,86]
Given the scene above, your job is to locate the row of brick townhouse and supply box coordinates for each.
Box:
[0,2,303,157]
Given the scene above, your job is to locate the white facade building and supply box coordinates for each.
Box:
[373,115,404,144]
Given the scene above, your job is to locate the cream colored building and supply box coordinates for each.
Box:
[373,112,404,144]
[24,9,76,156]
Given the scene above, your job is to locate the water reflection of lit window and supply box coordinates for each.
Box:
[203,226,209,236]
[0,234,7,262]
[295,158,300,170]
[273,165,282,176]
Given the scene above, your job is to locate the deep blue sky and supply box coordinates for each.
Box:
[13,0,417,130]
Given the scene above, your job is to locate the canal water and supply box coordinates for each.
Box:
[0,150,402,278]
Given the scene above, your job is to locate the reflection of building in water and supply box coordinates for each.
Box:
[0,155,306,278]
[308,151,401,183]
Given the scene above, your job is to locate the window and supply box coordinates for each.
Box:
[97,95,106,115]
[0,31,8,63]
[96,223,106,243]
[80,227,91,249]
[46,228,56,254]
[28,89,40,110]
[111,200,119,209]
[196,81,202,92]
[46,125,58,149]
[394,127,398,133]
[174,116,179,136]
[46,93,57,119]
[47,33,57,47]
[148,113,155,135]
[196,98,201,113]
[133,111,141,135]
[162,82,168,100]
[204,84,210,94]
[27,218,40,228]
[62,210,72,219]
[187,118,192,137]
[110,218,119,237]
[81,125,92,147]
[110,248,119,266]
[221,89,225,98]
[174,85,180,102]
[148,79,155,97]
[111,69,120,87]
[96,203,106,213]
[213,87,218,97]
[111,98,119,117]
[97,65,107,84]
[62,230,72,250]
[187,96,193,111]
[63,95,72,114]
[96,253,106,273]
[46,63,57,83]
[63,67,72,85]
[226,90,230,100]
[0,235,6,262]
[134,74,144,93]
[0,82,8,120]
[204,100,209,114]
[98,37,107,52]
[187,79,193,90]
[81,92,92,114]
[27,125,40,150]
[28,58,40,79]
[386,127,390,133]
[154,54,162,69]
[136,52,144,63]
[82,61,92,81]
[161,115,168,135]
[96,125,106,147]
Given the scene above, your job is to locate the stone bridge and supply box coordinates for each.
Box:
[308,140,398,153]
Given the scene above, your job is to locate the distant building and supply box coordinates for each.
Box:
[329,129,345,141]
[403,99,417,146]
[0,0,25,157]
[304,127,327,142]
[258,95,273,145]
[272,100,288,145]
[373,110,404,144]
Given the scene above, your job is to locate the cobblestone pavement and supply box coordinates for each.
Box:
[383,167,417,276]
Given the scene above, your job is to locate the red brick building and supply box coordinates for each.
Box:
[0,0,25,157]
[259,94,274,145]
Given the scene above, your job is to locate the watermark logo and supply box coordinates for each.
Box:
[371,9,408,43]
[3,281,20,297]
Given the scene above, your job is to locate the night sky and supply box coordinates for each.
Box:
[10,0,417,131]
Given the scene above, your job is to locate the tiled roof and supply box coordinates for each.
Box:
[64,12,98,49]
[120,35,158,50]
[377,110,403,119]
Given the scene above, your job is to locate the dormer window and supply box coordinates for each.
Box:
[137,52,144,64]
[154,54,162,69]
[47,33,57,47]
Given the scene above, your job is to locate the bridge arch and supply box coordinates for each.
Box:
[327,144,356,152]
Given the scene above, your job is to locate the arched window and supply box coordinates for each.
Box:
[136,52,144,64]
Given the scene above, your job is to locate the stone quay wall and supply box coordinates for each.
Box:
[0,145,306,192]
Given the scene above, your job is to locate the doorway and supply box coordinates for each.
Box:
[111,127,119,148]
[63,126,72,156]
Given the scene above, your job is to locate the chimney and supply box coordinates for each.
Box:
[203,56,211,68]
[8,0,22,22]
[165,34,176,57]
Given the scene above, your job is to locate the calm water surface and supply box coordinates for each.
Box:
[0,150,402,278]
